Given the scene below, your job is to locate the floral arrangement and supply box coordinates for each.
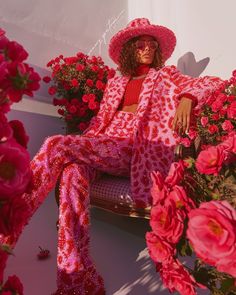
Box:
[146,70,236,295]
[0,27,41,294]
[45,52,115,133]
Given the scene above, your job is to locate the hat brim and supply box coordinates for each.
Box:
[109,24,176,65]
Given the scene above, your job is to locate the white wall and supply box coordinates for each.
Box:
[128,0,236,79]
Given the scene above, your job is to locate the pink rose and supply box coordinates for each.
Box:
[195,145,225,175]
[187,200,236,276]
[220,133,236,153]
[146,232,175,263]
[222,120,234,132]
[200,116,208,127]
[150,202,185,244]
[0,139,31,199]
[227,101,236,119]
[168,185,195,212]
[165,160,185,187]
[150,171,167,205]
[158,258,197,295]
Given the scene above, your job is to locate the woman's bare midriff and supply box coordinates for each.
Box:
[121,103,138,113]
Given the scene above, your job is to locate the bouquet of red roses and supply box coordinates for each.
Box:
[0,27,41,295]
[45,52,115,133]
[146,70,236,295]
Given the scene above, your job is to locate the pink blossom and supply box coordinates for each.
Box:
[158,258,197,295]
[188,129,197,140]
[0,139,31,199]
[180,137,191,147]
[150,171,166,205]
[200,116,208,127]
[195,145,225,175]
[146,232,175,263]
[211,93,227,112]
[222,120,234,132]
[220,132,236,153]
[187,200,236,276]
[150,203,185,244]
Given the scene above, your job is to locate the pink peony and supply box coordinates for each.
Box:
[195,145,225,175]
[146,231,175,263]
[0,139,31,199]
[158,258,197,295]
[187,200,236,276]
[150,202,185,244]
[9,120,29,148]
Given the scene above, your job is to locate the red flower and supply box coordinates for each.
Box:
[42,76,51,83]
[0,119,13,143]
[86,79,93,87]
[76,64,85,71]
[68,105,77,114]
[78,122,88,131]
[37,246,50,260]
[195,145,225,175]
[222,120,234,132]
[0,28,5,36]
[208,124,219,134]
[48,86,57,96]
[4,41,28,62]
[70,78,79,87]
[227,101,236,119]
[95,80,104,90]
[88,100,98,110]
[9,120,29,148]
[2,275,24,295]
[0,139,31,199]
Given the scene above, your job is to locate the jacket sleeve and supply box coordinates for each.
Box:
[164,65,225,110]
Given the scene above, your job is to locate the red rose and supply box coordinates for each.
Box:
[227,101,236,119]
[86,79,93,87]
[68,105,77,114]
[42,76,51,83]
[70,78,79,87]
[95,80,104,90]
[208,124,219,134]
[48,86,57,96]
[2,275,23,295]
[222,120,234,132]
[57,109,65,116]
[9,120,29,148]
[76,64,85,71]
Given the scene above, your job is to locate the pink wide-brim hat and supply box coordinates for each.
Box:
[109,18,176,65]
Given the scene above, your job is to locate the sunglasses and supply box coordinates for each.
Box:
[135,40,158,51]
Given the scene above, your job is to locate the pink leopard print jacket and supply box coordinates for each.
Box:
[84,65,223,208]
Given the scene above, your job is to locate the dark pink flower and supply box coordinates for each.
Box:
[146,232,175,263]
[48,86,57,96]
[200,116,208,127]
[9,120,29,148]
[0,120,13,142]
[222,120,234,132]
[68,105,77,114]
[165,160,185,187]
[4,41,28,62]
[0,139,31,199]
[42,76,51,83]
[168,185,195,212]
[70,78,79,87]
[208,124,219,134]
[195,145,225,175]
[2,275,23,295]
[159,258,197,295]
[150,203,185,244]
[86,79,93,87]
[187,200,236,277]
[227,101,236,119]
[220,132,236,153]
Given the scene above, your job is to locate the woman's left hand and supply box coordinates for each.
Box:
[171,97,194,134]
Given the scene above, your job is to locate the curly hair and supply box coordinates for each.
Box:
[118,36,164,76]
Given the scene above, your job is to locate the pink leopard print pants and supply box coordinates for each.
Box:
[1,111,136,295]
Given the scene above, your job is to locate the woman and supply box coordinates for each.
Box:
[0,18,223,294]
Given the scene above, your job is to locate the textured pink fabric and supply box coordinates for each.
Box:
[0,112,136,294]
[85,66,224,207]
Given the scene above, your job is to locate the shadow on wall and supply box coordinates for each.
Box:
[177,52,210,77]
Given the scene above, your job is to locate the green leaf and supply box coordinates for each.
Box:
[220,277,236,293]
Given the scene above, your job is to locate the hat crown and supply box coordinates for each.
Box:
[128,18,151,29]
